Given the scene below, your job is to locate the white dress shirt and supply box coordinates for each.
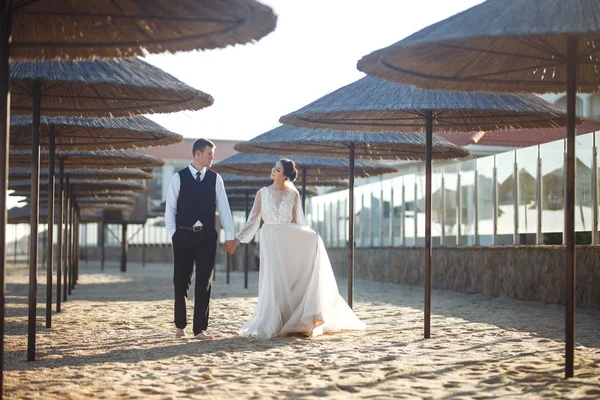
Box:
[164,164,234,240]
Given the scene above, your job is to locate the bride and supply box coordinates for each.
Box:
[229,159,365,339]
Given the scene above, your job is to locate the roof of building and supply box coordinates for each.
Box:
[438,118,600,148]
[144,138,238,162]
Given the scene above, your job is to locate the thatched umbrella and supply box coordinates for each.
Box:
[11,190,139,199]
[9,115,183,150]
[214,152,396,212]
[236,124,469,307]
[10,58,214,117]
[8,0,276,59]
[0,0,275,381]
[8,206,102,224]
[356,0,597,377]
[280,75,567,332]
[213,152,396,180]
[9,168,153,181]
[9,149,165,170]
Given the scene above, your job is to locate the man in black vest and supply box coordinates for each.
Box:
[165,138,236,339]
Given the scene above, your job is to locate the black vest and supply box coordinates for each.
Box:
[175,168,217,230]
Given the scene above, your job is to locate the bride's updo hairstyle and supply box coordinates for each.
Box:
[280,159,298,182]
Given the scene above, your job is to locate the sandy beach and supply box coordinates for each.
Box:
[4,260,600,399]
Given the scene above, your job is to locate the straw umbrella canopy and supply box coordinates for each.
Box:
[236,124,469,306]
[356,0,598,378]
[73,197,137,206]
[7,0,276,60]
[10,58,215,117]
[11,190,139,199]
[236,124,470,160]
[213,152,397,209]
[281,76,568,132]
[280,74,568,332]
[9,179,146,193]
[24,196,138,208]
[214,151,396,197]
[8,206,102,224]
[9,115,183,150]
[221,174,274,188]
[213,152,397,180]
[9,168,153,181]
[9,149,165,170]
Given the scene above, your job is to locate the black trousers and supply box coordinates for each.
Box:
[172,228,218,335]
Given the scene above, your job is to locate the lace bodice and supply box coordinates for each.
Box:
[235,186,307,243]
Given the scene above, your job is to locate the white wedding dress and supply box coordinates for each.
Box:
[236,185,366,339]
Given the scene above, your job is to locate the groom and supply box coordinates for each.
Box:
[165,138,236,339]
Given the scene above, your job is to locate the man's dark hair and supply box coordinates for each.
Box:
[192,138,215,156]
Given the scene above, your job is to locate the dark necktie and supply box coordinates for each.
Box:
[196,171,201,182]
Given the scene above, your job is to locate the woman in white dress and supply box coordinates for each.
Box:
[229,159,366,339]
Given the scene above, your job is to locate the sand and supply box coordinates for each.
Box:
[4,259,600,399]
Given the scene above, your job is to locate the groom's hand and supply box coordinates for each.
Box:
[224,239,237,254]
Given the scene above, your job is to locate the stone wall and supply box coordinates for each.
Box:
[326,246,600,310]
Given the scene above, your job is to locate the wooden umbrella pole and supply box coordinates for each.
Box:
[27,80,41,362]
[348,143,355,309]
[0,7,13,391]
[565,36,577,379]
[56,158,64,312]
[425,111,433,339]
[46,127,55,328]
[65,184,71,298]
[120,223,127,273]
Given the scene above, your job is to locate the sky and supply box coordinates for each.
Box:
[144,0,484,141]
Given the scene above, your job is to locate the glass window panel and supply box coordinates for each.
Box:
[460,160,476,245]
[443,163,459,245]
[371,180,382,246]
[353,186,364,247]
[517,146,539,235]
[403,174,415,246]
[431,165,443,245]
[339,196,347,247]
[382,179,392,247]
[476,156,495,245]
[330,200,338,247]
[575,133,594,235]
[391,177,403,246]
[496,151,515,239]
[415,172,425,246]
[361,188,372,247]
[541,139,565,238]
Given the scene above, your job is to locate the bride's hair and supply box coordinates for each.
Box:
[279,159,298,182]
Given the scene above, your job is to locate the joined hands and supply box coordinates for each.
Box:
[223,239,240,254]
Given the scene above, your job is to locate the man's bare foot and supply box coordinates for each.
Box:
[193,331,215,340]
[175,328,186,338]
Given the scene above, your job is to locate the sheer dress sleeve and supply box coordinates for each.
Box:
[291,190,308,227]
[235,189,262,243]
